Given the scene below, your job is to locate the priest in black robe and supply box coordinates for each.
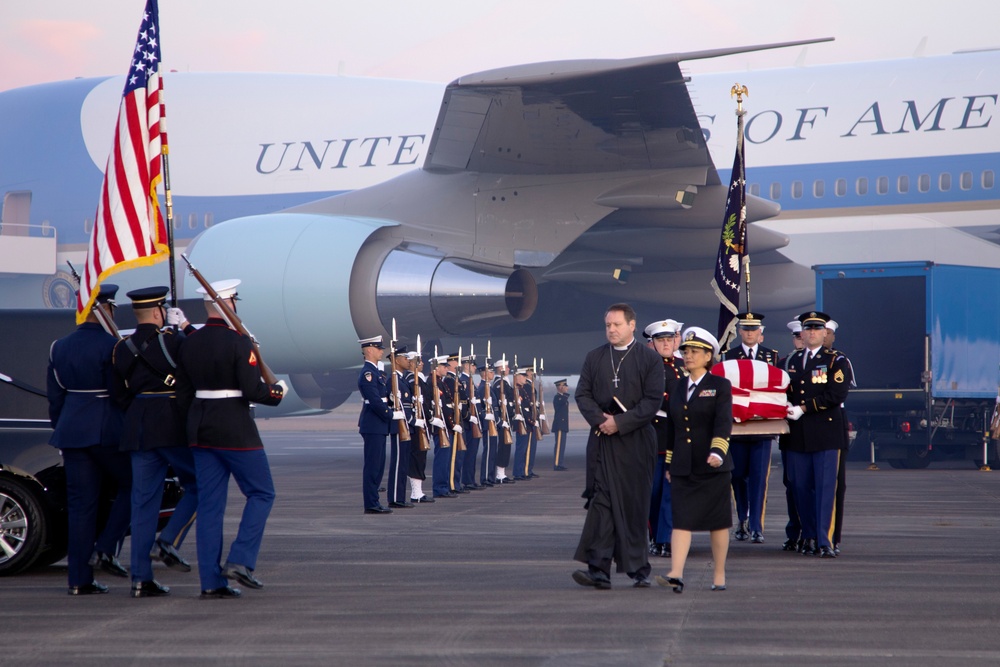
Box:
[572,303,664,589]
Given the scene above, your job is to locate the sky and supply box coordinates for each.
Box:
[2,0,997,92]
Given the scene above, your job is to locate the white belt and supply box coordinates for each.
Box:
[655,410,667,418]
[363,398,389,404]
[196,389,243,399]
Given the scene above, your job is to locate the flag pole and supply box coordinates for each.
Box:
[160,90,178,309]
[732,84,750,314]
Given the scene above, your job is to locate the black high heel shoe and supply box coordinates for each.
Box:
[654,575,684,593]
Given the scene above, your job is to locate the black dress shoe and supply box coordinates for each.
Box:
[662,543,672,557]
[389,501,415,508]
[151,540,192,573]
[90,551,128,578]
[819,545,837,558]
[734,521,749,541]
[833,543,841,556]
[654,575,684,593]
[222,562,264,589]
[68,581,108,596]
[513,476,527,481]
[413,496,436,503]
[131,580,170,598]
[529,473,540,478]
[554,466,568,471]
[781,538,799,552]
[499,478,516,484]
[364,505,393,513]
[572,569,611,589]
[481,481,495,487]
[200,586,242,599]
[710,584,727,591]
[800,538,819,556]
[453,488,469,494]
[750,531,764,544]
[632,575,652,588]
[433,492,457,499]
[648,543,662,557]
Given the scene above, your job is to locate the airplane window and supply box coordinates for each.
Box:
[813,180,825,198]
[876,176,888,195]
[898,175,910,193]
[748,183,760,197]
[939,173,952,192]
[188,213,197,230]
[918,174,930,192]
[204,212,214,228]
[791,181,803,199]
[984,170,995,189]
[84,218,92,235]
[960,172,973,191]
[770,182,781,200]
[835,179,846,197]
[856,177,868,196]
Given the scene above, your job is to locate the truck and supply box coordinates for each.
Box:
[815,262,1000,469]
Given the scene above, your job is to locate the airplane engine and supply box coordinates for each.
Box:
[183,212,538,376]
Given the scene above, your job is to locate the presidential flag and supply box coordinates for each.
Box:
[709,105,748,353]
[77,0,168,323]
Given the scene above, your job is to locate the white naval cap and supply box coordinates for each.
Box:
[787,319,803,334]
[644,319,684,339]
[196,278,241,301]
[405,351,421,361]
[826,319,839,332]
[357,335,385,349]
[679,326,720,357]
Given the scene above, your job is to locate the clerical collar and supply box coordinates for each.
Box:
[612,338,635,351]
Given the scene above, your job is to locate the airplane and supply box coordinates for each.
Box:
[2,39,999,416]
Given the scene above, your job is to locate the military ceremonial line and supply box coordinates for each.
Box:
[356,330,571,514]
[570,303,855,592]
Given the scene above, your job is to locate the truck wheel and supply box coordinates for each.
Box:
[905,448,932,469]
[0,477,48,575]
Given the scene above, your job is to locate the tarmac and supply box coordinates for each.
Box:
[3,408,1000,666]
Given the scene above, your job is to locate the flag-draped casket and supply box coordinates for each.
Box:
[711,359,790,435]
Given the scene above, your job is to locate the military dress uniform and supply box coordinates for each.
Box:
[784,312,852,558]
[551,380,570,470]
[386,350,414,508]
[407,365,435,503]
[112,286,199,596]
[357,338,394,513]
[492,368,516,483]
[46,284,132,594]
[723,336,779,543]
[460,365,483,491]
[476,365,499,485]
[649,354,686,555]
[179,280,285,596]
[513,373,535,480]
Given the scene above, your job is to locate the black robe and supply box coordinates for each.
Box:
[573,339,664,575]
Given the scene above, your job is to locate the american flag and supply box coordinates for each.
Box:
[76,0,168,323]
[711,359,789,422]
[709,106,748,353]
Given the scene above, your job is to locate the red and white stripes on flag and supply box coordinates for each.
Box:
[76,0,168,323]
[711,359,790,423]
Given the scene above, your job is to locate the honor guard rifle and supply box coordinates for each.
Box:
[531,358,543,440]
[536,357,551,436]
[452,348,466,452]
[411,335,431,451]
[498,355,514,445]
[389,319,411,442]
[67,261,122,340]
[482,342,498,438]
[181,254,278,385]
[466,344,483,439]
[431,348,449,446]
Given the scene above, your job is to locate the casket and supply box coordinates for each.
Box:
[711,358,791,436]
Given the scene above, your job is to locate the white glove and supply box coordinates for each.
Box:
[166,307,186,326]
[414,418,426,428]
[392,410,404,420]
[501,421,510,429]
[539,414,546,421]
[786,405,804,421]
[471,397,481,405]
[276,379,288,394]
[430,417,446,429]
[453,424,463,434]
[469,415,479,425]
[514,414,525,422]
[484,413,495,422]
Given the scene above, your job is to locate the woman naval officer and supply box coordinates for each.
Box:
[655,327,733,593]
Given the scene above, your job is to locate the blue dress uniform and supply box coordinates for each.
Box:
[513,374,534,480]
[179,281,284,596]
[784,312,852,558]
[406,368,433,501]
[444,365,470,493]
[432,362,457,498]
[46,284,131,594]
[460,367,483,491]
[476,366,499,485]
[386,350,413,508]
[357,340,394,512]
[551,381,570,470]
[525,378,540,477]
[112,286,199,593]
[723,338,779,543]
[649,356,685,554]
[493,372,516,481]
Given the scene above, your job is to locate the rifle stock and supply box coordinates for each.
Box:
[411,375,431,451]
[431,370,449,446]
[181,254,278,385]
[482,372,498,437]
[452,371,466,451]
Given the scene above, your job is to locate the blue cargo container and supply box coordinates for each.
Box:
[815,262,1000,468]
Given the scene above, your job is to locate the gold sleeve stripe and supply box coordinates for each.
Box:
[665,451,673,464]
[711,437,730,455]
